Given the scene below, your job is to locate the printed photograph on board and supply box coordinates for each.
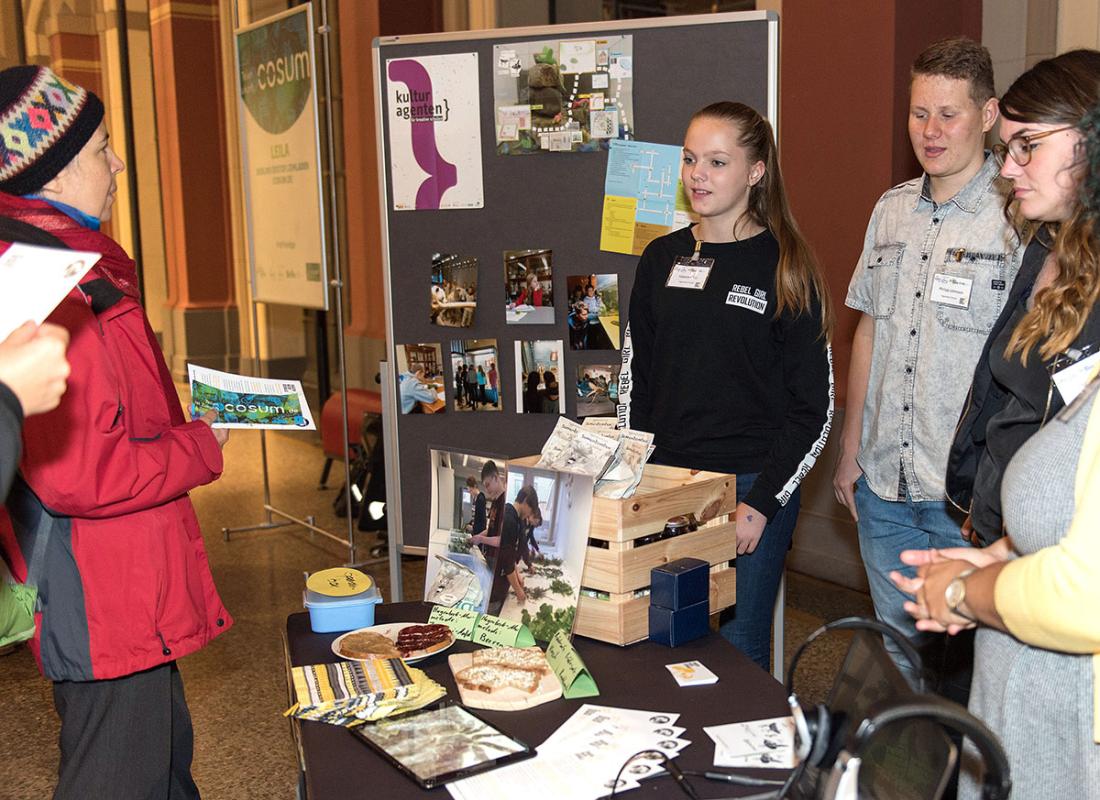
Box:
[489,463,594,641]
[504,249,554,324]
[430,252,478,327]
[576,363,620,419]
[492,35,634,155]
[396,343,446,414]
[424,450,508,613]
[449,339,502,412]
[514,340,564,415]
[566,273,619,350]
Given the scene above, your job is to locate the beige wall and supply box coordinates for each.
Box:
[1058,0,1100,51]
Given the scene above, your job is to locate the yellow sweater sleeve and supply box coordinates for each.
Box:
[993,380,1100,741]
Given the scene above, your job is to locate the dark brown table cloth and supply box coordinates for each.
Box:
[285,602,790,798]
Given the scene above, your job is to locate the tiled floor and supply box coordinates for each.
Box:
[0,427,872,799]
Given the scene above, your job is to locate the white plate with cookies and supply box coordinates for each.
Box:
[332,622,455,664]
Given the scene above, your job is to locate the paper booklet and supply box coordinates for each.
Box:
[703,716,796,769]
[0,243,100,340]
[187,364,316,430]
[536,417,653,498]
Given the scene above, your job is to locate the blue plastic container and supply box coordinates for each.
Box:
[304,582,382,633]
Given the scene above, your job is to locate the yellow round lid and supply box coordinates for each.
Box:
[306,567,373,597]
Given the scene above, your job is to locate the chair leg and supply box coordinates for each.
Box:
[318,457,334,489]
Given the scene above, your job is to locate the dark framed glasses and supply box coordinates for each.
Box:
[992,125,1077,166]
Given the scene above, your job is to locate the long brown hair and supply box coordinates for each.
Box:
[1000,50,1100,365]
[691,102,834,339]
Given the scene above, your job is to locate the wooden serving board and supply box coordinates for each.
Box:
[447,651,563,711]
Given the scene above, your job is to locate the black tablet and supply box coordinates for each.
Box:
[350,702,536,789]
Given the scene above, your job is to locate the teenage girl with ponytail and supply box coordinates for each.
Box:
[622,102,834,671]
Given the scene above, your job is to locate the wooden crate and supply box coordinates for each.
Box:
[509,457,738,645]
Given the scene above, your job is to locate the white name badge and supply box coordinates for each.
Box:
[666,256,714,290]
[1053,351,1100,405]
[930,273,974,309]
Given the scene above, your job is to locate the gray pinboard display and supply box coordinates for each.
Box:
[376,11,777,551]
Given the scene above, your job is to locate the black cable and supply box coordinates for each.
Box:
[682,769,786,787]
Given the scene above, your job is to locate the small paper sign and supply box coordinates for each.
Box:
[547,629,599,699]
[428,605,481,640]
[472,613,536,649]
[305,568,372,597]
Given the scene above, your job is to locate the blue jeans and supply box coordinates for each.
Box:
[853,474,968,684]
[719,472,801,672]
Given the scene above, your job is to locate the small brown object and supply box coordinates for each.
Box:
[395,623,453,657]
[339,631,400,660]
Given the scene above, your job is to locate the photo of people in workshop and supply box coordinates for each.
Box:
[566,273,619,350]
[424,450,504,614]
[395,343,446,415]
[576,363,620,418]
[449,340,502,412]
[504,249,554,324]
[514,340,564,415]
[493,464,593,641]
[430,252,478,327]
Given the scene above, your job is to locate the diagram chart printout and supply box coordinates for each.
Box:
[492,35,634,155]
[599,139,692,256]
[386,52,484,210]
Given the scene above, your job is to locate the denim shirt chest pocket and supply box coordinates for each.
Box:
[867,243,905,319]
[933,247,1008,335]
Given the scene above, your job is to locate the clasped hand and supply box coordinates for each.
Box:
[889,540,1009,635]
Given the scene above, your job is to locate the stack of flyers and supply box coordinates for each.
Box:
[537,417,654,499]
[703,716,796,769]
[447,704,690,800]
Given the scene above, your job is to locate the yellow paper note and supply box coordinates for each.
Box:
[600,195,637,255]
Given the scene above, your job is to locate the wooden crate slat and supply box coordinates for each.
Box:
[574,566,737,645]
[611,476,737,542]
[580,522,738,594]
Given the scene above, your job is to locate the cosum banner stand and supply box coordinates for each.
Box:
[227,1,368,566]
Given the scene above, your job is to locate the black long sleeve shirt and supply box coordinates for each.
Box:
[621,226,833,520]
[0,382,22,502]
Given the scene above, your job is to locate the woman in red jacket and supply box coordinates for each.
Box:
[0,65,231,800]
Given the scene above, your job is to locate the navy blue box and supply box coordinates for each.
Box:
[650,558,710,610]
[648,598,710,647]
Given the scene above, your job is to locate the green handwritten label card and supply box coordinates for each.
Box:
[427,605,480,641]
[472,613,536,648]
[547,629,599,698]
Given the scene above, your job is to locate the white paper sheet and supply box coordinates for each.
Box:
[0,243,100,340]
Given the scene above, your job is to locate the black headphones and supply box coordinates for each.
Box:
[847,697,1012,800]
[785,616,926,769]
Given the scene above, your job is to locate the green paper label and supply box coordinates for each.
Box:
[547,629,599,699]
[428,605,480,641]
[472,614,534,648]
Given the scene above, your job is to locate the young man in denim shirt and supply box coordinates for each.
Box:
[832,38,1022,685]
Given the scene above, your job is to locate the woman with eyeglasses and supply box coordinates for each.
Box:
[944,50,1100,545]
[892,51,1100,799]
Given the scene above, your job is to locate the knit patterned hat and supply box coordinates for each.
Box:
[0,65,104,196]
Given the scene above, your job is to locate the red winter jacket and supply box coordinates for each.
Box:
[0,194,232,681]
